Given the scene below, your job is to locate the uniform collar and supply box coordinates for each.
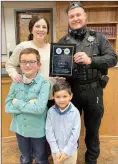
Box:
[69,25,87,40]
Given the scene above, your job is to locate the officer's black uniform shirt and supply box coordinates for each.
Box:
[58,27,117,84]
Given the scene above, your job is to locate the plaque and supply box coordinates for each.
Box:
[49,43,76,77]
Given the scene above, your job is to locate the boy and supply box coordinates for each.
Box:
[46,80,81,164]
[5,48,50,164]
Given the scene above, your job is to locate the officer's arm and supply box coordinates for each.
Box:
[91,34,117,69]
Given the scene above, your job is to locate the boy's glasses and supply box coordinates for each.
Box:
[20,60,38,66]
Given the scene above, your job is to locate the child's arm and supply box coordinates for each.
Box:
[46,110,60,154]
[12,80,50,115]
[62,110,81,157]
[5,83,21,114]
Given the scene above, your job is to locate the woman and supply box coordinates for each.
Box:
[6,15,55,107]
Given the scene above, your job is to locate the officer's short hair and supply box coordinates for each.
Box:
[66,1,84,13]
[53,80,72,96]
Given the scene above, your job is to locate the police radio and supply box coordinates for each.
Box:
[99,75,109,88]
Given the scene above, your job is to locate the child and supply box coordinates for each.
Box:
[46,80,81,164]
[5,48,50,164]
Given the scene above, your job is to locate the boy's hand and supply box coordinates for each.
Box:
[55,152,62,164]
[29,99,36,103]
[12,98,17,104]
[59,152,68,163]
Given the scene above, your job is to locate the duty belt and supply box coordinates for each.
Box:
[79,81,100,91]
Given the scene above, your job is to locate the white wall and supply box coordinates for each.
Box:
[2,6,7,55]
[2,1,56,62]
[2,6,8,62]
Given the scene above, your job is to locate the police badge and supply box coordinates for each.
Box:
[87,35,95,43]
[87,35,95,48]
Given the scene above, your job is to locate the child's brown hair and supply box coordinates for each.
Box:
[19,48,40,63]
[53,80,72,96]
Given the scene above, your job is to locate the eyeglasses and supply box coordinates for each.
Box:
[20,60,38,66]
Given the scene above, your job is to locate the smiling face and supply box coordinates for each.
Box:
[53,89,72,110]
[32,19,48,42]
[20,53,41,79]
[68,7,87,30]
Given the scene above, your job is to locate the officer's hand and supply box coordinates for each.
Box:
[12,98,18,104]
[54,76,66,81]
[74,52,91,65]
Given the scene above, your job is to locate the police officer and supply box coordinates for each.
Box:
[58,2,117,164]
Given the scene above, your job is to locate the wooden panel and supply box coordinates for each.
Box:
[100,68,118,136]
[56,27,68,41]
[86,8,118,22]
[110,40,116,51]
[56,2,69,27]
[116,20,118,54]
[82,1,118,8]
[56,2,69,41]
[2,77,15,137]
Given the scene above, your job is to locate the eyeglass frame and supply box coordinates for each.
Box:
[20,60,39,66]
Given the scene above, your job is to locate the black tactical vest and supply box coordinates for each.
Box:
[64,30,101,84]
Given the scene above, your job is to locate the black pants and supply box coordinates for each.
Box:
[16,133,48,164]
[47,99,55,109]
[71,84,104,164]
